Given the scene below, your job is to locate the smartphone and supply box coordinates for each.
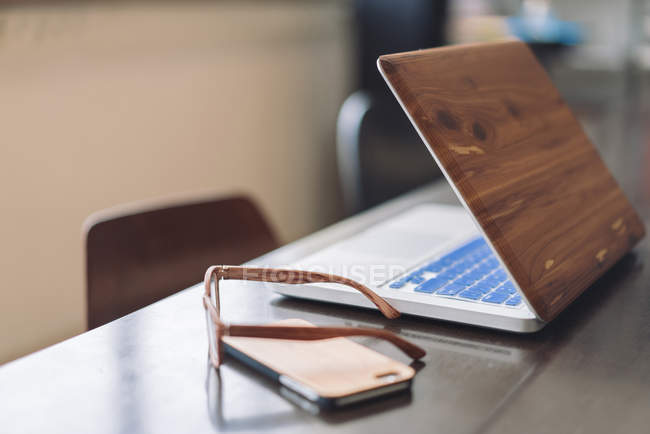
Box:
[222,319,415,409]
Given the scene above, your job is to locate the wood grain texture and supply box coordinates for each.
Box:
[223,319,415,398]
[86,196,278,329]
[379,41,645,321]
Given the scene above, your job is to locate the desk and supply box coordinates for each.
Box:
[1,179,649,434]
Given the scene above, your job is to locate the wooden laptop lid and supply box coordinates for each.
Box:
[378,41,645,321]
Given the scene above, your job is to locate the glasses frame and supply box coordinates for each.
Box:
[202,265,426,368]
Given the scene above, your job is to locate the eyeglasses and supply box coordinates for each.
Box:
[202,265,426,368]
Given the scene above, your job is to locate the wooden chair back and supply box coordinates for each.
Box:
[85,195,278,329]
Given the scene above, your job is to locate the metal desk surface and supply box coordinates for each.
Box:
[1,180,649,434]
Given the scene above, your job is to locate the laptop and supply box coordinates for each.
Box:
[274,41,645,332]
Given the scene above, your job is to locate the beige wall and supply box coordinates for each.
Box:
[0,2,353,363]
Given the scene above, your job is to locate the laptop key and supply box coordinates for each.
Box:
[505,295,522,306]
[460,270,483,285]
[501,282,516,294]
[424,261,444,273]
[415,277,448,293]
[436,282,466,296]
[440,270,458,281]
[410,275,425,284]
[438,256,455,268]
[449,262,468,276]
[473,283,492,294]
[482,275,501,288]
[458,289,482,300]
[482,291,509,304]
[492,287,512,300]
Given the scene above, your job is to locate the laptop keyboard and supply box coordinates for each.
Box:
[387,237,523,308]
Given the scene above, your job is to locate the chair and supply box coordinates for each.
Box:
[337,90,441,214]
[84,195,278,329]
[337,0,448,214]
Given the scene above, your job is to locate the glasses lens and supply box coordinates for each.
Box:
[205,309,217,364]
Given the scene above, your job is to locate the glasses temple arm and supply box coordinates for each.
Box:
[219,266,400,319]
[226,325,425,360]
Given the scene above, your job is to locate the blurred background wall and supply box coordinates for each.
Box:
[0,1,353,363]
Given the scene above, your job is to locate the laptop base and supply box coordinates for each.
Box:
[274,284,545,333]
